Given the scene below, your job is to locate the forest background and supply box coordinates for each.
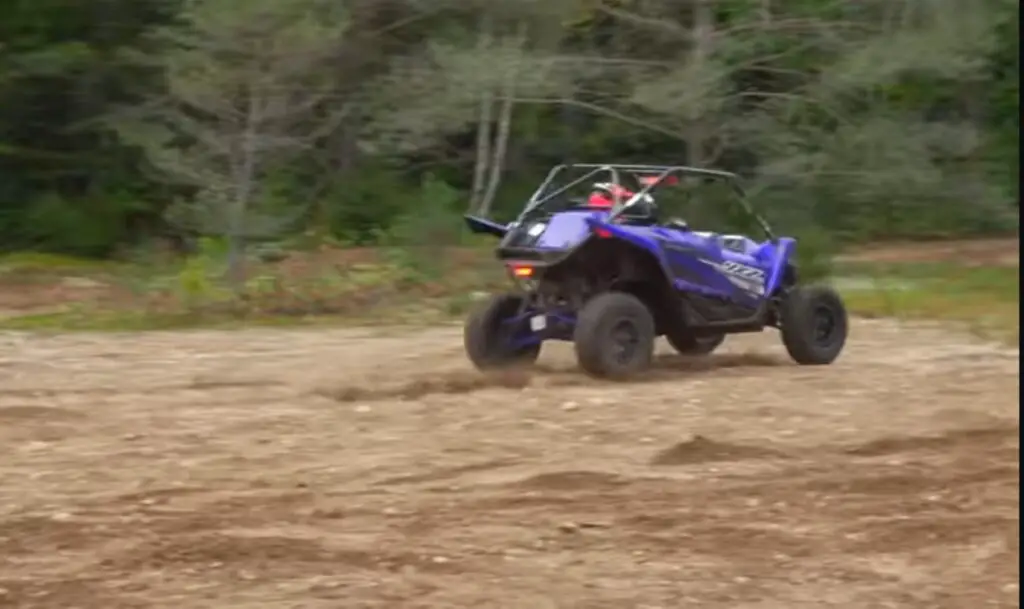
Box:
[0,0,1018,332]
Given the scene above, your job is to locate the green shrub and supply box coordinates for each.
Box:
[790,228,836,282]
[172,237,232,308]
[19,191,142,257]
[376,174,462,283]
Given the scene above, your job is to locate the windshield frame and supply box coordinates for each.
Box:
[516,163,775,240]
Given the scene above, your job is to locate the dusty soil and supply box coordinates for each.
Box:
[0,320,1018,608]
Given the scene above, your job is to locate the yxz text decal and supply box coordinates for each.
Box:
[704,259,766,296]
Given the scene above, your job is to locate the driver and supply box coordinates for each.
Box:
[586,182,657,219]
[585,182,693,230]
[585,182,631,208]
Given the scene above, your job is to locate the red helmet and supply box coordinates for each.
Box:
[586,182,634,208]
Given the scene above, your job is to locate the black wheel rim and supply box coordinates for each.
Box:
[610,319,640,365]
[812,305,837,346]
[487,301,531,361]
[495,318,528,357]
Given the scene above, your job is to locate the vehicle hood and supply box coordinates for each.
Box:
[528,210,606,249]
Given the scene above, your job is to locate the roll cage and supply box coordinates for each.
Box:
[518,163,776,241]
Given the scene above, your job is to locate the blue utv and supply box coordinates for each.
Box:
[462,163,848,379]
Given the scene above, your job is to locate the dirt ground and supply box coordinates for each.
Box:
[0,319,1018,608]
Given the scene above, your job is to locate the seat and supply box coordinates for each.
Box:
[720,235,755,255]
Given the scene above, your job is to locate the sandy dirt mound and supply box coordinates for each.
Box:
[0,320,1018,608]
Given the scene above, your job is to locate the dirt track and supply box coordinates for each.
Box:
[0,321,1018,608]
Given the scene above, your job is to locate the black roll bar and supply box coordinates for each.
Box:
[516,163,775,240]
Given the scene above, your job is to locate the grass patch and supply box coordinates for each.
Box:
[0,242,501,332]
[0,252,126,277]
[0,247,1017,341]
[0,309,351,332]
[0,297,477,333]
[836,262,1019,344]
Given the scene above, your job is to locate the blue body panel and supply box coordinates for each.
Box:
[534,210,605,249]
[527,210,793,304]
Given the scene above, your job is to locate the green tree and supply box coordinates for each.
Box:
[116,0,347,281]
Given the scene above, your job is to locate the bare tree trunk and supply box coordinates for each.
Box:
[468,14,494,214]
[227,88,261,286]
[479,21,527,217]
[470,92,494,214]
[687,0,714,167]
[479,91,514,216]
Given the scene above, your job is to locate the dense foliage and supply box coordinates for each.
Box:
[0,0,1018,258]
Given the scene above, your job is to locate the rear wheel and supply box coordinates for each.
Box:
[665,331,725,356]
[464,293,541,371]
[573,292,656,379]
[778,284,848,365]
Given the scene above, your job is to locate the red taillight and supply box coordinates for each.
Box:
[594,228,612,238]
[510,265,533,278]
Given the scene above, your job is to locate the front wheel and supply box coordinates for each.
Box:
[778,284,848,365]
[464,294,541,371]
[573,292,656,379]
